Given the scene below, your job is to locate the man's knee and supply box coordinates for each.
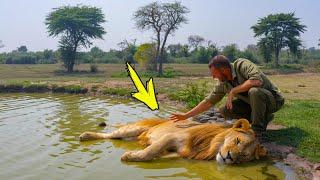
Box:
[248,87,266,100]
[248,87,261,96]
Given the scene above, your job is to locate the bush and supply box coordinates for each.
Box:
[90,64,98,73]
[52,84,88,94]
[169,82,209,108]
[23,83,50,93]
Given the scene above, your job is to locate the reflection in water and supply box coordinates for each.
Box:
[0,93,295,180]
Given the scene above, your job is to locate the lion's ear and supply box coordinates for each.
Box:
[233,119,250,131]
[254,144,267,159]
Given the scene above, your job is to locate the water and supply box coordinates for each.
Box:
[0,93,297,180]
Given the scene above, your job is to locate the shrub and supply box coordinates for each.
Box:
[169,82,208,108]
[90,64,98,73]
[23,83,50,93]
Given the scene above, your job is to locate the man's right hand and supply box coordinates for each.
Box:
[170,113,188,122]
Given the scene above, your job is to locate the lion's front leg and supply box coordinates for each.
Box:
[79,125,147,141]
[121,134,176,161]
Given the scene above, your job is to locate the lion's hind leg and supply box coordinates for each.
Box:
[79,125,147,141]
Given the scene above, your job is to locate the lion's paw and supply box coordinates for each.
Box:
[79,132,97,141]
[121,151,136,161]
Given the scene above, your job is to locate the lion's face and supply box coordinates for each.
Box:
[216,119,267,164]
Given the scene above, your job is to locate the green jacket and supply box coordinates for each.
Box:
[205,58,284,104]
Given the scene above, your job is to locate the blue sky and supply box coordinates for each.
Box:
[0,0,319,52]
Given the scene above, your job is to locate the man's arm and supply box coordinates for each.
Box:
[226,79,262,109]
[170,100,213,122]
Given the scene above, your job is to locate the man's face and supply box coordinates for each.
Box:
[210,66,229,82]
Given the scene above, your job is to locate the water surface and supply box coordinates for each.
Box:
[0,93,296,179]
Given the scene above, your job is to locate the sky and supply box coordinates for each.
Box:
[0,0,319,52]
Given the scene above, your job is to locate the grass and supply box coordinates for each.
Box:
[0,63,319,162]
[102,87,134,97]
[270,100,320,162]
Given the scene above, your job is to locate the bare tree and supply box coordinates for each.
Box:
[188,35,205,50]
[133,1,189,75]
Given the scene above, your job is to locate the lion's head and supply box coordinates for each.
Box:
[216,119,267,164]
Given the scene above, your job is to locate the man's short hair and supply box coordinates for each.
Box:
[208,55,231,69]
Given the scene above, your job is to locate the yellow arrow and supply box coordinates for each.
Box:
[126,62,159,110]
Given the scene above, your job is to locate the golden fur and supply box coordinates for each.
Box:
[79,118,266,164]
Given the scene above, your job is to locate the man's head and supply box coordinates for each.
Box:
[208,55,232,82]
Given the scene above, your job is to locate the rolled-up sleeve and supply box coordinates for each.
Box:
[204,81,226,105]
[239,59,263,83]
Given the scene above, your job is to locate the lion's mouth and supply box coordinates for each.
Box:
[217,151,234,164]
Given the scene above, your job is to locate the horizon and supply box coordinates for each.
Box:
[0,0,319,53]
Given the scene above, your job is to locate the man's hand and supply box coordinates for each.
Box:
[226,89,235,110]
[170,113,188,122]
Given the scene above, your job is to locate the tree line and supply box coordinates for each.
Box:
[1,2,319,74]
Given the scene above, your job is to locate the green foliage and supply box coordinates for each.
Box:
[23,83,50,92]
[117,39,138,63]
[221,44,240,62]
[169,82,208,108]
[134,43,157,70]
[188,35,205,50]
[45,5,106,72]
[52,85,88,94]
[251,13,307,66]
[102,87,132,96]
[90,64,98,73]
[271,100,320,162]
[17,45,28,52]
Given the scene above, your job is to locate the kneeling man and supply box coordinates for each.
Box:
[170,55,284,142]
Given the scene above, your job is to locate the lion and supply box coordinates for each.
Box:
[79,118,267,164]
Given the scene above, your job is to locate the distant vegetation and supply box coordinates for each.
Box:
[0,3,319,75]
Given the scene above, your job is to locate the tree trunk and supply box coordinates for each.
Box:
[158,31,170,76]
[154,32,161,72]
[274,48,280,67]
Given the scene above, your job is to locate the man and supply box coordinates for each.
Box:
[170,55,284,142]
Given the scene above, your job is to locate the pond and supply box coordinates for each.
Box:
[0,93,297,179]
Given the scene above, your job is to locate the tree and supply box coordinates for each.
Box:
[134,43,157,70]
[45,5,106,72]
[251,13,306,66]
[17,45,28,52]
[117,39,137,64]
[188,35,205,51]
[167,44,182,57]
[221,44,239,62]
[133,2,189,75]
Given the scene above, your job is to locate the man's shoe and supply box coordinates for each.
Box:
[255,131,268,144]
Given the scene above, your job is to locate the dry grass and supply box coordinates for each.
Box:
[1,64,319,101]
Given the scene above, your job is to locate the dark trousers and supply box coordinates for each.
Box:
[220,87,284,132]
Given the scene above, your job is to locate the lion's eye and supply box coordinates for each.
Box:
[236,138,241,145]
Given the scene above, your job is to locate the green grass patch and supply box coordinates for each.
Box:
[102,87,133,96]
[261,64,305,74]
[268,100,320,162]
[52,84,88,94]
[111,67,184,78]
[168,82,209,108]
